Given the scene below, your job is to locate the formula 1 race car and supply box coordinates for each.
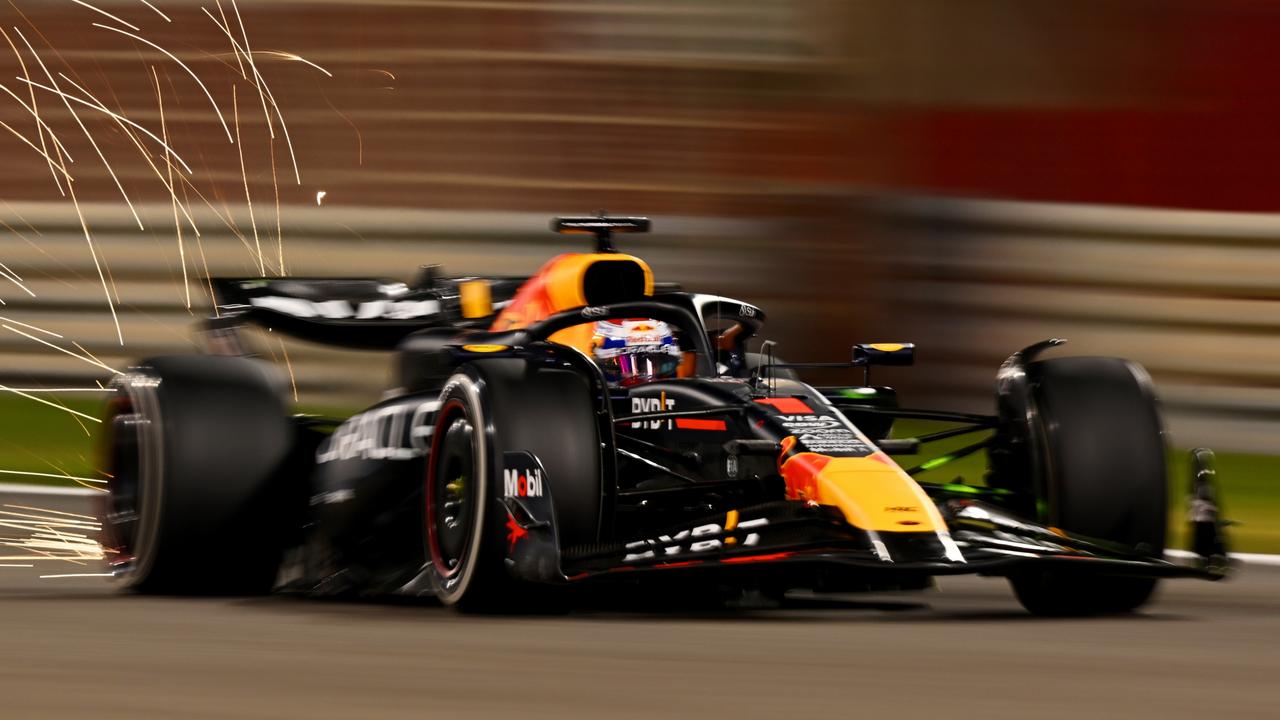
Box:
[97,216,1230,615]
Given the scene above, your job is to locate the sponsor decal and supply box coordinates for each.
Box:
[316,400,439,463]
[309,489,355,506]
[630,394,675,430]
[885,506,919,512]
[249,296,441,320]
[622,516,769,563]
[776,415,842,429]
[776,413,875,456]
[738,304,757,318]
[505,510,529,553]
[501,453,548,553]
[580,306,609,318]
[503,466,544,498]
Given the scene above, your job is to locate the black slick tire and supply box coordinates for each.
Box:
[423,361,601,612]
[101,355,294,594]
[1007,356,1167,616]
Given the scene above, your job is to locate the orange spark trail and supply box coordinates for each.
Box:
[0,26,63,194]
[92,22,235,144]
[14,26,145,232]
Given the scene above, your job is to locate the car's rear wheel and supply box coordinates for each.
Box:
[100,356,294,594]
[423,361,601,612]
[1002,356,1167,616]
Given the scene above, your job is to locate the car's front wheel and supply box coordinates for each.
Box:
[423,376,502,607]
[1001,356,1168,616]
[422,361,601,612]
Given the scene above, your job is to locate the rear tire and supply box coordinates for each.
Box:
[1004,357,1167,616]
[101,356,294,594]
[424,361,601,612]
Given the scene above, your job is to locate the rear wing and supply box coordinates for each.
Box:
[205,215,653,350]
[207,275,526,350]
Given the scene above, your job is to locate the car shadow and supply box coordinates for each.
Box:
[0,582,1195,626]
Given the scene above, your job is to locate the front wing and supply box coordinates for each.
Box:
[503,496,1224,586]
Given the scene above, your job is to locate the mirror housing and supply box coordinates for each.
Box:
[853,342,915,367]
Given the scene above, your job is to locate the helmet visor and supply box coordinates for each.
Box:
[598,351,682,386]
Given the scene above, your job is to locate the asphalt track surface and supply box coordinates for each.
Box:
[1,491,1276,720]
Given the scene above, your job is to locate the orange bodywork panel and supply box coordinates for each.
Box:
[490,252,654,353]
[780,443,946,533]
[458,280,494,319]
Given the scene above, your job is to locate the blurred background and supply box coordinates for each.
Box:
[1,1,1277,546]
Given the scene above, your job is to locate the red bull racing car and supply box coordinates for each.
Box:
[98,217,1229,615]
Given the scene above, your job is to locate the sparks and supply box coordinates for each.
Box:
[1,324,120,374]
[0,470,105,485]
[199,5,302,183]
[92,22,235,144]
[138,0,171,23]
[232,85,266,275]
[14,27,145,231]
[69,0,140,32]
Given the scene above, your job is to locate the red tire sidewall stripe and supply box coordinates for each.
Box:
[425,397,469,580]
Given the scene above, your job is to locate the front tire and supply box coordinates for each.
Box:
[423,362,601,612]
[1003,356,1167,616]
[424,376,499,608]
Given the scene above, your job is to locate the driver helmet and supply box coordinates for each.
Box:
[592,319,682,387]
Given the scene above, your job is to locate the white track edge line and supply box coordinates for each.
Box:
[0,481,102,497]
[1164,548,1280,567]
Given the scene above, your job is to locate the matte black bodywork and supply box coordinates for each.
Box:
[190,279,1227,599]
[169,233,1230,603]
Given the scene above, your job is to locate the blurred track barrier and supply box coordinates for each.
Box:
[0,0,870,415]
[3,197,1278,454]
[0,200,856,408]
[867,196,1280,453]
[0,0,849,217]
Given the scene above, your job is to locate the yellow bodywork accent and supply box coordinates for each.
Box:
[795,454,946,533]
[459,280,493,318]
[461,344,509,353]
[867,343,905,352]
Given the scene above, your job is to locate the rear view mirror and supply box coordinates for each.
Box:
[853,343,915,367]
